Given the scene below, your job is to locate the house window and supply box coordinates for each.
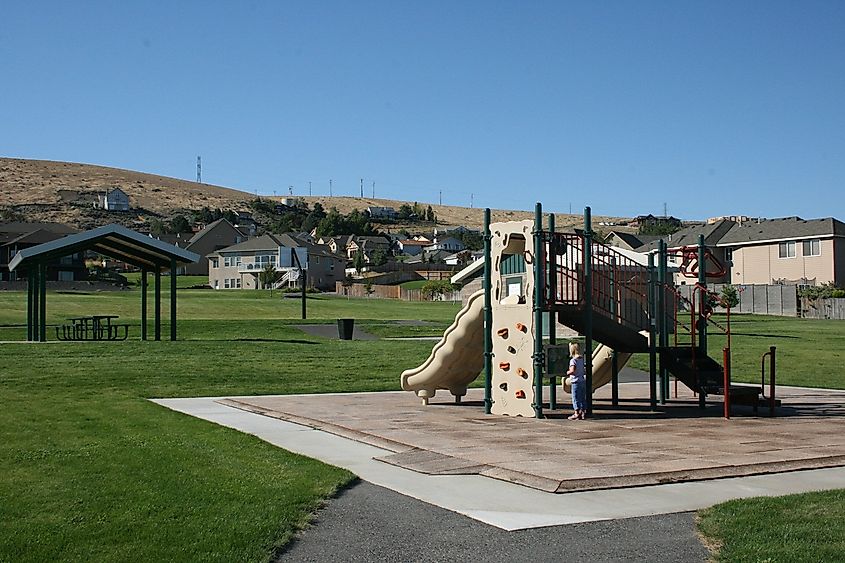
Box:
[224,256,231,267]
[235,256,242,266]
[778,242,795,259]
[224,279,231,288]
[802,239,820,257]
[211,258,219,268]
[58,271,74,281]
[236,278,242,288]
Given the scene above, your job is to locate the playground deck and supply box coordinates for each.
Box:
[220,383,845,493]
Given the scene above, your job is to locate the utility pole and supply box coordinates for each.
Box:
[372,181,375,198]
[360,178,363,198]
[329,179,333,196]
[196,156,201,183]
[439,190,442,206]
[471,193,473,208]
[309,181,312,196]
[663,202,668,218]
[288,185,293,196]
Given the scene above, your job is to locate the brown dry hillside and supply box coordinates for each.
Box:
[0,158,631,230]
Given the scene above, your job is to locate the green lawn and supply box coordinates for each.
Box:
[698,489,845,562]
[627,314,845,389]
[2,288,844,561]
[0,289,441,562]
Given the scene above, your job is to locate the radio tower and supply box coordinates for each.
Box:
[196,156,202,183]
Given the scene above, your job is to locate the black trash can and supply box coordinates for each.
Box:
[337,318,355,340]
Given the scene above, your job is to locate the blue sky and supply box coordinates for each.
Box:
[2,1,844,220]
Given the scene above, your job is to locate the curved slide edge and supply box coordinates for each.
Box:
[563,344,632,394]
[401,289,485,404]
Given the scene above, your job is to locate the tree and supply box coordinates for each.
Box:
[258,263,277,294]
[363,279,374,298]
[149,218,166,236]
[353,248,365,273]
[170,214,191,233]
[398,204,414,220]
[719,285,739,309]
[421,280,455,301]
[371,249,388,267]
[341,274,354,297]
[426,205,436,223]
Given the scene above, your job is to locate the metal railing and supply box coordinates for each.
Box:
[546,233,650,334]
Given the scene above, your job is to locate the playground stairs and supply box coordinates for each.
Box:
[661,346,778,410]
[556,305,649,353]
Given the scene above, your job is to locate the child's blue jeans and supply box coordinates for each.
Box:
[571,382,586,411]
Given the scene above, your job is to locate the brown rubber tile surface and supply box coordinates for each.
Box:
[221,383,845,493]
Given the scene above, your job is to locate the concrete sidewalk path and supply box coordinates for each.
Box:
[153,396,845,531]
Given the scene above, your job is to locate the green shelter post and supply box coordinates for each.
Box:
[658,239,668,404]
[697,234,707,408]
[547,212,557,410]
[141,269,148,341]
[170,258,177,341]
[154,267,161,341]
[27,267,34,341]
[38,261,46,342]
[532,202,545,419]
[483,208,493,415]
[583,206,593,415]
[648,253,657,410]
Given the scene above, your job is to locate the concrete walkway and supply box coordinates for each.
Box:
[153,393,845,531]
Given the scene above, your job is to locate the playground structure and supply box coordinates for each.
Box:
[401,203,778,419]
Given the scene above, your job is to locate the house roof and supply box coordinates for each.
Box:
[0,222,77,236]
[187,218,236,244]
[717,216,845,246]
[216,233,303,253]
[641,219,736,252]
[606,231,659,250]
[9,224,199,272]
[1,228,67,247]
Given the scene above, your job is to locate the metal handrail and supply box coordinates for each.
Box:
[547,233,650,334]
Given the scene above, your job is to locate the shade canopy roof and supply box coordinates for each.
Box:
[9,224,200,271]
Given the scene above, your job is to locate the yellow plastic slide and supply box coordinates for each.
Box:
[401,290,485,404]
[563,344,632,394]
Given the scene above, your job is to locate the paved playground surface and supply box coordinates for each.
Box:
[220,382,845,493]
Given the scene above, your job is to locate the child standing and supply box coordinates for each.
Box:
[567,342,587,420]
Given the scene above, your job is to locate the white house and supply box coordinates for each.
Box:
[95,188,130,211]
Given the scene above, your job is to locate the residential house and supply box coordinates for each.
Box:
[0,222,84,281]
[95,188,130,211]
[396,239,431,256]
[346,235,392,261]
[716,217,845,287]
[181,219,246,276]
[428,236,465,253]
[641,219,736,284]
[208,233,344,290]
[321,235,354,256]
[366,206,398,220]
[604,231,659,251]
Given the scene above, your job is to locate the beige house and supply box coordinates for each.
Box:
[208,233,344,290]
[181,219,246,276]
[641,219,736,284]
[717,217,845,286]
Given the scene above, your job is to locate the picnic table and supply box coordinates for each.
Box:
[55,315,129,341]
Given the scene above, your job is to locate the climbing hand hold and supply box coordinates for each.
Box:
[499,382,508,391]
[497,328,509,338]
[498,362,511,371]
[515,390,526,399]
[507,346,517,354]
[516,367,528,379]
[516,322,527,333]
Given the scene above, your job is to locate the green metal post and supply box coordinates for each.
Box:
[154,267,161,341]
[38,261,46,342]
[27,268,34,341]
[611,349,619,406]
[698,234,707,409]
[658,239,668,404]
[532,202,545,419]
[483,208,493,414]
[648,253,657,410]
[170,258,177,341]
[583,206,593,415]
[548,212,557,410]
[141,269,148,341]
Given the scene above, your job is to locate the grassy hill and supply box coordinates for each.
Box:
[0,157,632,231]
